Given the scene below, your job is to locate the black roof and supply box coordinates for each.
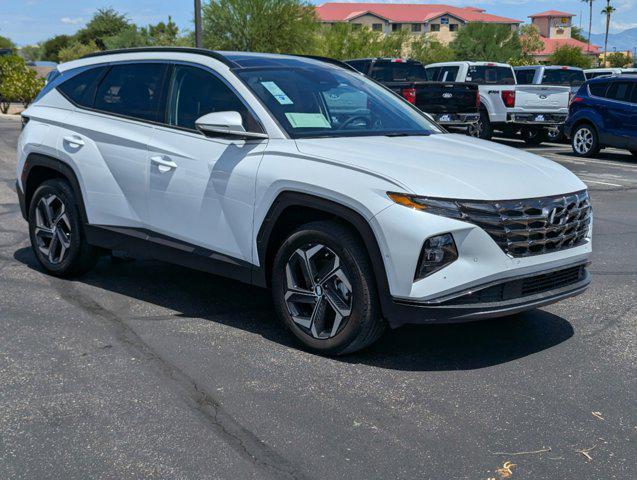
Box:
[80,47,357,71]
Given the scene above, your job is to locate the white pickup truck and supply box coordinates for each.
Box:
[425,61,571,145]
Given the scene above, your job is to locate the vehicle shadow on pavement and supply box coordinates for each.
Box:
[15,247,574,371]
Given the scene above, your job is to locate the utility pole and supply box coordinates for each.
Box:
[194,0,202,48]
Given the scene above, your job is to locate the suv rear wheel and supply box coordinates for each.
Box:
[271,221,385,355]
[28,179,99,277]
[572,123,600,157]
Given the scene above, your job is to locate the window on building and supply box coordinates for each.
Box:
[449,24,459,32]
[411,24,422,32]
[430,24,440,32]
[372,23,382,31]
[392,23,402,32]
[94,63,167,122]
[351,23,362,30]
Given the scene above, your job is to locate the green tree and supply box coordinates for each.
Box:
[41,35,71,62]
[601,1,616,58]
[57,40,99,63]
[75,8,130,50]
[409,38,455,65]
[316,24,409,60]
[606,51,629,67]
[0,55,45,112]
[450,23,521,63]
[548,45,592,68]
[20,44,43,62]
[571,26,588,43]
[201,0,319,53]
[518,24,544,62]
[0,34,15,50]
[104,16,189,49]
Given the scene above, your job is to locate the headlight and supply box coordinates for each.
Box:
[387,192,463,219]
[415,233,458,280]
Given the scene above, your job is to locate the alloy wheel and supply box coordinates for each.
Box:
[34,194,72,264]
[573,127,593,154]
[284,243,353,339]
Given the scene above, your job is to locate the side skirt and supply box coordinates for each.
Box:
[85,225,257,285]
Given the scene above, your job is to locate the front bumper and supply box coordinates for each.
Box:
[388,262,590,327]
[507,112,567,125]
[433,112,480,126]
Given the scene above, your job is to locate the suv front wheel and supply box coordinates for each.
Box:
[572,123,600,157]
[271,221,385,355]
[28,179,99,277]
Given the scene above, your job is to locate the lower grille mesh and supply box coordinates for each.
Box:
[447,265,586,305]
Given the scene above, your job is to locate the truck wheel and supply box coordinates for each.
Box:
[547,126,564,143]
[468,110,492,140]
[271,221,385,355]
[521,127,546,146]
[571,124,600,157]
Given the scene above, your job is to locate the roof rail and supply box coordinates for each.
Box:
[80,47,239,68]
[296,55,359,72]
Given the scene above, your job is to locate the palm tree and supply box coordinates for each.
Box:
[602,0,616,63]
[581,0,595,52]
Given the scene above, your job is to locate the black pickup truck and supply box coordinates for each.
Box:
[346,58,480,132]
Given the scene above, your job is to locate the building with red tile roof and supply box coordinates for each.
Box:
[527,11,600,61]
[315,3,522,44]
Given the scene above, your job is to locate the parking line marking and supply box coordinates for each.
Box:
[582,179,624,187]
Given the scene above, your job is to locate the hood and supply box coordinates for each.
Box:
[295,133,585,200]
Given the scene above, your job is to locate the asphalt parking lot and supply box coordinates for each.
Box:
[0,116,635,479]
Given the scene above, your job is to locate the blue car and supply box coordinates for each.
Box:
[564,75,637,157]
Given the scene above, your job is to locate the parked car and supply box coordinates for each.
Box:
[426,61,571,145]
[514,66,586,141]
[17,48,592,355]
[346,58,480,133]
[565,75,637,157]
[584,68,637,79]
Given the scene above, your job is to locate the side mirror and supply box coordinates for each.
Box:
[195,111,268,139]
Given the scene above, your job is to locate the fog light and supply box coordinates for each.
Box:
[415,233,458,280]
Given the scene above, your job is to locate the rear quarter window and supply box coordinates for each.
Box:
[588,82,609,97]
[57,66,107,107]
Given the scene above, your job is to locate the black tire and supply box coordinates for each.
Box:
[468,109,492,140]
[28,178,99,277]
[546,126,564,143]
[271,221,385,355]
[571,123,600,158]
[521,126,546,146]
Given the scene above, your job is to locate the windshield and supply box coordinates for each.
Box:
[542,69,585,86]
[235,66,441,139]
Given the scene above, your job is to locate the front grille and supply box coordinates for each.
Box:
[447,265,586,305]
[456,190,591,257]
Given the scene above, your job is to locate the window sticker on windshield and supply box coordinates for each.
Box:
[284,113,331,129]
[261,81,293,105]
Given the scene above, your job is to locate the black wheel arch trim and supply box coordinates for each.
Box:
[254,191,395,323]
[20,153,88,224]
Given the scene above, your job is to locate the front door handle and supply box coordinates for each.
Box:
[63,135,85,147]
[150,155,178,173]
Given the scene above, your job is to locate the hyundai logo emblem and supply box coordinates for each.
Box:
[547,207,564,225]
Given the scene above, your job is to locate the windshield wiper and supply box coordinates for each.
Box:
[384,132,431,137]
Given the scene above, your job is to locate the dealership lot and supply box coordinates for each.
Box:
[0,116,635,479]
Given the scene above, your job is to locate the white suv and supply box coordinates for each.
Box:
[16,48,592,355]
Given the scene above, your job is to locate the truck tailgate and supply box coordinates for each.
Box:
[514,85,570,111]
[415,83,478,114]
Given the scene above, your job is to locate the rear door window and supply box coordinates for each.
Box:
[467,66,515,85]
[94,63,167,122]
[515,69,535,84]
[57,66,107,107]
[606,81,633,102]
[370,61,428,82]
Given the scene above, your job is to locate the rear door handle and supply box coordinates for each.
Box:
[63,135,85,147]
[150,155,178,173]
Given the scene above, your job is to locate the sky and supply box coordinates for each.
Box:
[1,0,636,46]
